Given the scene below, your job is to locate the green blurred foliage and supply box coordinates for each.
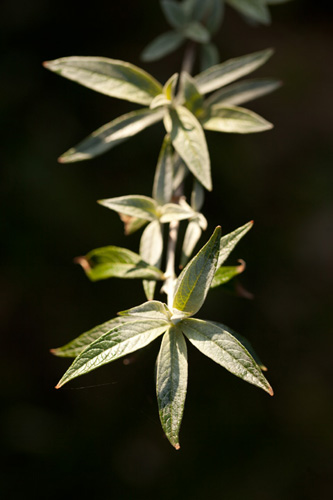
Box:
[1,0,333,498]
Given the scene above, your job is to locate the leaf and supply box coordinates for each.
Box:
[98,195,158,221]
[180,72,204,116]
[204,78,281,108]
[153,136,174,206]
[51,316,130,358]
[59,108,165,163]
[119,301,171,321]
[56,319,170,388]
[203,105,273,134]
[77,246,165,281]
[164,106,212,191]
[227,0,271,25]
[200,43,219,72]
[119,214,148,235]
[211,260,246,288]
[172,226,221,318]
[161,0,187,28]
[172,155,189,192]
[217,220,253,268]
[141,31,185,62]
[156,326,188,449]
[208,320,267,371]
[205,0,225,34]
[159,202,195,223]
[180,218,203,268]
[44,56,163,105]
[140,220,164,300]
[182,21,210,43]
[191,179,205,211]
[194,48,274,95]
[163,73,179,101]
[181,318,273,394]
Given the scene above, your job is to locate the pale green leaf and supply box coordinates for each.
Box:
[182,21,210,43]
[172,226,221,318]
[191,179,205,211]
[181,318,273,394]
[172,155,189,192]
[153,136,174,206]
[211,260,246,288]
[164,106,212,191]
[119,214,148,236]
[140,220,164,300]
[44,56,162,105]
[203,105,273,134]
[200,43,219,72]
[163,73,179,101]
[59,108,164,163]
[227,0,271,25]
[51,316,129,358]
[217,220,253,268]
[141,31,185,62]
[98,195,158,221]
[156,326,188,449]
[119,300,171,321]
[180,218,203,268]
[205,78,281,108]
[194,48,274,95]
[150,94,170,109]
[77,246,165,281]
[161,0,187,28]
[56,319,169,388]
[180,72,204,116]
[159,202,195,223]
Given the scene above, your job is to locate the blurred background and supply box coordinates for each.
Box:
[1,1,333,498]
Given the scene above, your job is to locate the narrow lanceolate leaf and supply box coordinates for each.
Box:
[141,31,185,62]
[180,218,203,268]
[161,0,187,28]
[203,106,273,134]
[217,220,253,268]
[77,246,165,281]
[204,0,225,34]
[211,260,246,288]
[204,78,281,108]
[163,73,179,101]
[51,316,129,358]
[98,195,158,221]
[227,0,271,25]
[56,319,169,388]
[181,319,273,395]
[119,214,148,235]
[181,72,204,116]
[119,301,171,321]
[43,57,162,105]
[159,202,195,223]
[191,179,205,212]
[59,108,164,163]
[140,220,164,300]
[182,22,210,43]
[173,226,221,318]
[153,136,174,206]
[164,106,212,191]
[156,326,188,449]
[194,49,274,95]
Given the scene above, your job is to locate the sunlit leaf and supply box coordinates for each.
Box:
[205,78,281,108]
[181,318,273,394]
[119,300,171,321]
[194,48,274,95]
[156,326,188,450]
[56,319,170,388]
[163,73,179,101]
[211,260,246,288]
[44,56,162,105]
[203,105,273,134]
[98,195,158,221]
[140,220,164,300]
[191,179,205,211]
[217,220,253,268]
[180,218,203,268]
[141,31,185,62]
[153,136,174,206]
[59,108,164,163]
[119,214,148,235]
[159,202,195,223]
[181,72,204,116]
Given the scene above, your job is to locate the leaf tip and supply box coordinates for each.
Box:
[268,386,274,397]
[74,256,91,273]
[55,383,61,390]
[42,60,51,69]
[174,443,181,450]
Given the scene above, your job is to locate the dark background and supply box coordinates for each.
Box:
[1,1,333,498]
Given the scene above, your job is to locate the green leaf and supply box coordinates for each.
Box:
[59,108,164,163]
[205,0,225,34]
[119,300,171,321]
[217,220,253,268]
[153,136,174,206]
[172,155,189,192]
[141,31,185,62]
[181,318,273,394]
[172,226,221,318]
[140,220,164,300]
[200,43,219,72]
[191,179,205,211]
[180,218,203,268]
[182,21,210,43]
[156,326,188,450]
[180,72,204,116]
[163,73,179,101]
[56,319,169,388]
[159,201,195,223]
[164,106,212,191]
[44,56,163,105]
[161,0,187,28]
[204,78,281,108]
[119,214,148,236]
[194,48,274,95]
[51,316,130,358]
[77,246,165,281]
[98,195,158,221]
[203,105,273,134]
[227,0,271,25]
[211,260,246,288]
